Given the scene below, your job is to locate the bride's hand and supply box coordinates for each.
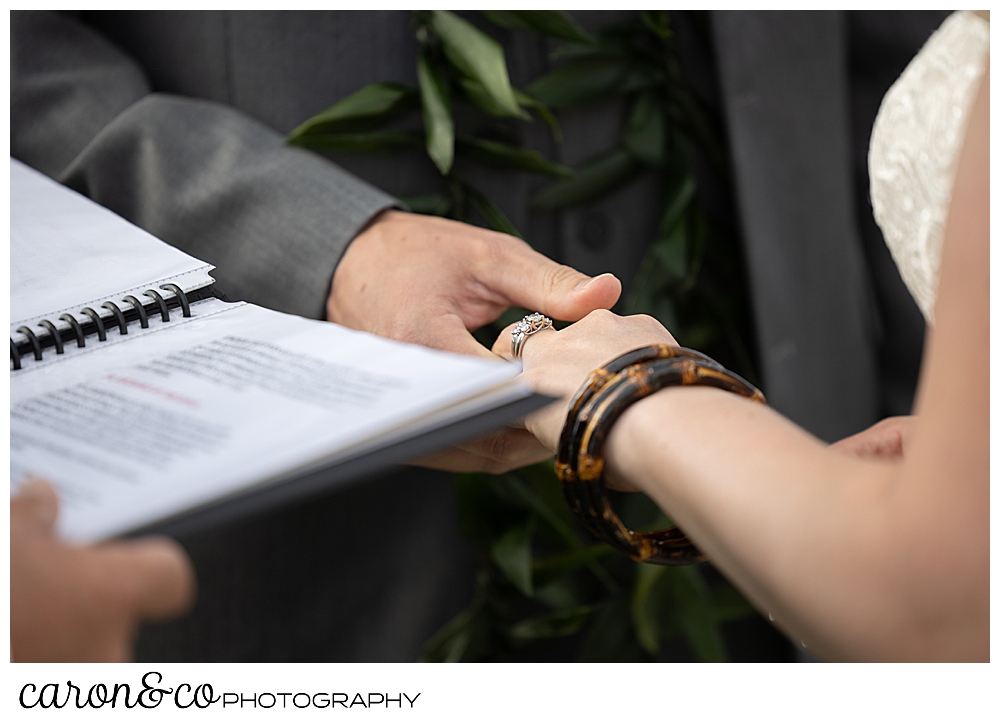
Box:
[830,415,912,459]
[494,309,677,452]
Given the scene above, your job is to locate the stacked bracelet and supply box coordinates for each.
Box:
[555,344,766,566]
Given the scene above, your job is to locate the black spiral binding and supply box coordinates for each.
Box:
[10,284,196,371]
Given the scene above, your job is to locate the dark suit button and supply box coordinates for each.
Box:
[578,211,611,251]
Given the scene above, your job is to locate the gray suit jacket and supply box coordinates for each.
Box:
[12,10,398,321]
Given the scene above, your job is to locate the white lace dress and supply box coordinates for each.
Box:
[868,10,989,324]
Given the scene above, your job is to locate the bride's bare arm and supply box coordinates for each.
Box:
[497,63,987,662]
[606,63,988,662]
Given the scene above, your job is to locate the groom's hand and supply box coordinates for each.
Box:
[327,210,622,473]
[328,210,621,357]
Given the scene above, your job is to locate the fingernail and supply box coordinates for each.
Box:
[576,272,615,291]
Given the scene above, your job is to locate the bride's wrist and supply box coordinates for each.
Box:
[605,385,733,490]
[555,345,764,565]
[604,387,669,488]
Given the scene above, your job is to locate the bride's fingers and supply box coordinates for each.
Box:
[491,322,518,361]
[491,320,558,363]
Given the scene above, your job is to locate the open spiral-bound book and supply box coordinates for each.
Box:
[9,159,548,543]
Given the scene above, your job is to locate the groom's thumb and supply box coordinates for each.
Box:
[484,242,622,321]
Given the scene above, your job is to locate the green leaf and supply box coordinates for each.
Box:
[458,77,531,120]
[652,214,687,280]
[525,56,660,109]
[462,182,523,238]
[490,475,577,550]
[625,242,682,327]
[532,544,613,588]
[397,193,452,216]
[549,40,609,62]
[526,55,630,108]
[531,149,643,209]
[631,563,669,654]
[515,89,562,143]
[671,566,729,662]
[534,577,583,610]
[658,174,696,239]
[508,604,601,644]
[417,53,454,175]
[668,84,726,170]
[623,251,666,317]
[519,463,580,532]
[287,83,417,139]
[287,130,421,154]
[491,521,535,596]
[489,472,619,593]
[631,564,729,661]
[639,10,674,41]
[623,92,666,166]
[481,10,595,45]
[457,136,572,178]
[430,10,521,117]
[638,153,697,286]
[622,66,667,94]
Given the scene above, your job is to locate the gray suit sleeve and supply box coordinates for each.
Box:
[12,10,398,319]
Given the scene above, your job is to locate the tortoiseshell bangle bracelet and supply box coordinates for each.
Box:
[555,345,766,565]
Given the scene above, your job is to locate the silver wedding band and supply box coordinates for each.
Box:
[511,312,553,359]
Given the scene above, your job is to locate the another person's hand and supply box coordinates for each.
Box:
[10,480,195,662]
[830,415,912,459]
[330,210,622,473]
[493,309,676,452]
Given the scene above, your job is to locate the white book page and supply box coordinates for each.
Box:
[10,302,526,543]
[10,158,215,332]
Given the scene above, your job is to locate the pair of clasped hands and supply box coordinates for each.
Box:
[13,210,905,661]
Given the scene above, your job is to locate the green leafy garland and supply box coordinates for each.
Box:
[289,10,761,662]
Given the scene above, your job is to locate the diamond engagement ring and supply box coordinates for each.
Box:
[511,312,553,359]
